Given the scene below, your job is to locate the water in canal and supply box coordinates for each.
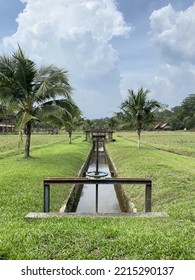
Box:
[75,143,121,213]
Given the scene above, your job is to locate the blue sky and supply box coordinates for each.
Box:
[0,0,195,118]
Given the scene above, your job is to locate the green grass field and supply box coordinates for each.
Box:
[0,131,194,259]
[108,131,195,218]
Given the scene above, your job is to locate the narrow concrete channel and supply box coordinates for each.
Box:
[25,136,169,218]
[64,139,129,214]
[76,145,121,213]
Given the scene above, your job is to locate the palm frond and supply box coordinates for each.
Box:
[46,114,65,127]
[0,47,36,104]
[12,47,36,96]
[34,66,72,102]
[16,111,38,148]
[0,54,15,78]
[120,87,162,130]
[16,111,38,131]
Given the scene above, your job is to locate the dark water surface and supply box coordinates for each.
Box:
[76,146,121,213]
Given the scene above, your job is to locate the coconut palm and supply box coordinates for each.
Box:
[47,101,82,144]
[0,47,72,157]
[64,104,81,144]
[120,87,162,148]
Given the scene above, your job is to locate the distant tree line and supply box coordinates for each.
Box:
[154,94,195,130]
[83,94,195,132]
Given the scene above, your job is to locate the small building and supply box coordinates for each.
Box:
[0,115,16,133]
[154,123,171,131]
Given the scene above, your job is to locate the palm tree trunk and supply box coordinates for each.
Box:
[68,131,72,144]
[137,128,141,148]
[24,121,32,157]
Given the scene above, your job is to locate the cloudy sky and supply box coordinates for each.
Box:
[0,0,195,118]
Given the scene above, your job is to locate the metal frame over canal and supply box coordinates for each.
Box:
[43,177,152,213]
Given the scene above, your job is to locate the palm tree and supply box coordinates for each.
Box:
[47,101,82,144]
[120,87,162,148]
[64,104,81,144]
[0,47,72,157]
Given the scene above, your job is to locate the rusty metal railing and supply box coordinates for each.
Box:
[43,177,152,213]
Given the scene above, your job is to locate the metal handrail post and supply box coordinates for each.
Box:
[96,184,98,213]
[145,183,152,212]
[44,184,50,212]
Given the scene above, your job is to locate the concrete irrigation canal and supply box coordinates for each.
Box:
[26,132,168,218]
[66,135,127,214]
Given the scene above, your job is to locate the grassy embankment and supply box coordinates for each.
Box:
[0,131,194,259]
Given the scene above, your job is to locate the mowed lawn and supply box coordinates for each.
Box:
[107,131,195,218]
[0,131,194,260]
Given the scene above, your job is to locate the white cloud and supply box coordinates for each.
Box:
[1,0,131,118]
[120,61,195,109]
[150,3,195,64]
[147,3,195,108]
[149,63,195,107]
